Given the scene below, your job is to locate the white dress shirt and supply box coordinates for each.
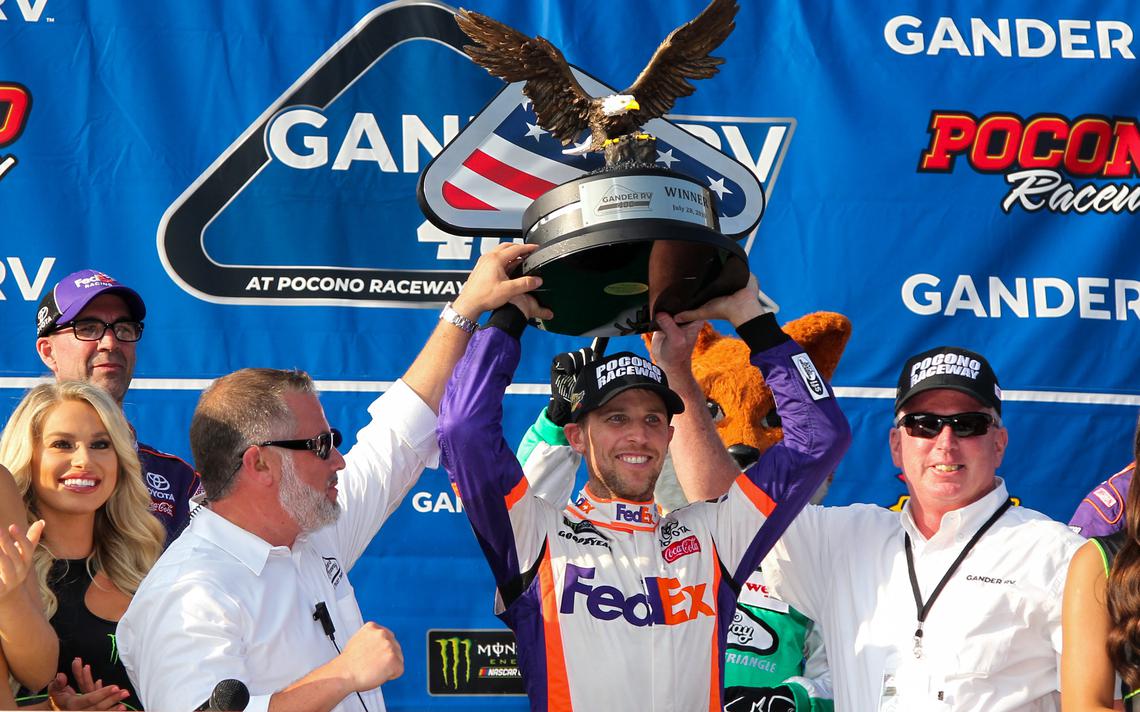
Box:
[118,380,439,712]
[763,479,1083,711]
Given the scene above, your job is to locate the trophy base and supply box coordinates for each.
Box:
[521,223,748,336]
[520,167,747,336]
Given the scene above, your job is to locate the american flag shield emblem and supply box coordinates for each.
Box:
[418,68,766,238]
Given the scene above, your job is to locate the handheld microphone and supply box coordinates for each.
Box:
[194,679,249,711]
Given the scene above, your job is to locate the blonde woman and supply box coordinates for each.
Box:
[0,382,164,710]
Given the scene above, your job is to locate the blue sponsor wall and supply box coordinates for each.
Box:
[2,1,1139,708]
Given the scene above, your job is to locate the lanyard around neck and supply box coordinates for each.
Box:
[903,497,1012,659]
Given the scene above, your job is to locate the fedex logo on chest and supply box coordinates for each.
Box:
[559,564,714,626]
[614,503,653,524]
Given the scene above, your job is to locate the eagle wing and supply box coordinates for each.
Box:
[622,0,738,122]
[455,9,594,146]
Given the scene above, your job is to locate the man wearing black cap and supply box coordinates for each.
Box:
[437,276,850,711]
[34,269,200,544]
[677,345,1083,710]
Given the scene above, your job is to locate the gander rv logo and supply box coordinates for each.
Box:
[595,184,653,212]
[160,1,790,307]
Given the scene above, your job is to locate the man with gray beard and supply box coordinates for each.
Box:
[116,243,547,712]
[278,444,342,532]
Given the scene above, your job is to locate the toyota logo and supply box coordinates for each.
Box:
[146,472,171,492]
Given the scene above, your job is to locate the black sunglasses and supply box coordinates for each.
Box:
[897,412,994,439]
[257,428,343,460]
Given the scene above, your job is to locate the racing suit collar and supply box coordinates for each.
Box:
[571,489,661,530]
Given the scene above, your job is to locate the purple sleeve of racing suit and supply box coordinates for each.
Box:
[1069,463,1133,538]
[438,326,537,592]
[716,340,852,586]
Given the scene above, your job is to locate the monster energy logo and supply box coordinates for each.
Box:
[437,637,472,688]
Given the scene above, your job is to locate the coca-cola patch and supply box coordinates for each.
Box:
[662,534,701,563]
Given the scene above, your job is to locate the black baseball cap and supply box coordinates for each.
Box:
[569,351,685,422]
[895,346,1002,415]
[36,269,146,337]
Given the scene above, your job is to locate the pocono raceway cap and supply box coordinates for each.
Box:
[570,352,685,422]
[36,269,146,337]
[895,345,1002,415]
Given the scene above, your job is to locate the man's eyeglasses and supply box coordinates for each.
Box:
[58,319,144,342]
[256,428,343,460]
[897,412,994,439]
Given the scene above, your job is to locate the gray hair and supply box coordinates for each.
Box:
[190,368,317,500]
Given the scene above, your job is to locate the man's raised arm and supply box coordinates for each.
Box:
[400,242,550,413]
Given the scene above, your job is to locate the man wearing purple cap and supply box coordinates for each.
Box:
[670,344,1083,711]
[34,269,200,545]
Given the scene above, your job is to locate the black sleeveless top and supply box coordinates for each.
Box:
[1094,531,1136,712]
[17,559,140,710]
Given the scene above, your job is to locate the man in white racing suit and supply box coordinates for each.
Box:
[438,277,850,711]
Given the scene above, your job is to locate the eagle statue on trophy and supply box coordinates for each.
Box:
[455,0,738,166]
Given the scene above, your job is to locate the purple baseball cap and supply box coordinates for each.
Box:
[36,269,146,337]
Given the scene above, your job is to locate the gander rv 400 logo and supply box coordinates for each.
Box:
[919,110,1140,215]
[159,1,790,307]
[427,629,524,696]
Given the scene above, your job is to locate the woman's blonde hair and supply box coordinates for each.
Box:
[0,381,164,618]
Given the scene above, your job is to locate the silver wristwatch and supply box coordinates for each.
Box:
[439,302,477,334]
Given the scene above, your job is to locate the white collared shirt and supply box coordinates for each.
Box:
[763,479,1083,711]
[118,380,439,712]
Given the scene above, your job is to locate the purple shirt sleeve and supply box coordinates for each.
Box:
[1068,463,1133,537]
[438,327,531,592]
[728,340,852,583]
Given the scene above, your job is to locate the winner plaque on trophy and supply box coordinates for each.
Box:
[419,0,762,336]
[520,165,747,335]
